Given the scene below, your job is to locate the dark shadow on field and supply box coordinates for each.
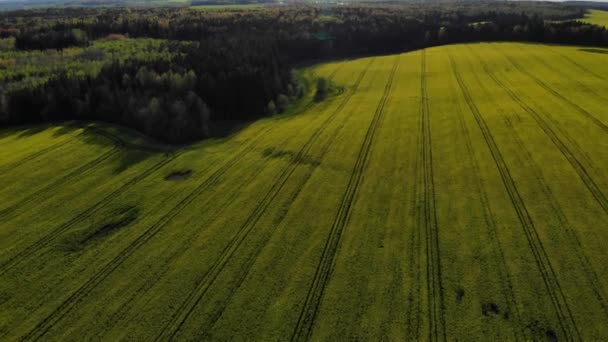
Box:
[15,125,50,138]
[57,205,140,253]
[578,48,608,54]
[52,123,82,137]
[0,128,17,141]
[79,122,176,175]
[0,122,81,141]
[208,120,255,139]
[261,146,321,167]
[5,121,177,175]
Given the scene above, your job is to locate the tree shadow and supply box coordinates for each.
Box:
[16,125,51,138]
[79,123,176,175]
[0,122,182,179]
[0,127,18,141]
[0,122,82,141]
[4,121,177,175]
[3,117,261,175]
[207,120,255,139]
[52,123,83,137]
[578,48,608,54]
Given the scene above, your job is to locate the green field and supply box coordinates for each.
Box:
[582,9,608,27]
[1,42,608,340]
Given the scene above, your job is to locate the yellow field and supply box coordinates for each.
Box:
[1,42,608,340]
[582,9,608,27]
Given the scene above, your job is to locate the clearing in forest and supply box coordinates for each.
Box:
[582,9,608,27]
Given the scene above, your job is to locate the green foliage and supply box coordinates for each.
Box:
[0,37,15,51]
[314,76,329,102]
[276,94,289,113]
[0,38,176,92]
[266,99,276,115]
[1,4,607,145]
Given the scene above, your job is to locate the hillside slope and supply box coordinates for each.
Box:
[582,9,608,27]
[1,42,608,340]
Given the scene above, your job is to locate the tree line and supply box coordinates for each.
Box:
[0,2,606,143]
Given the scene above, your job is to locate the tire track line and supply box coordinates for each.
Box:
[155,57,376,342]
[87,63,351,339]
[503,115,608,318]
[0,152,177,276]
[418,49,446,342]
[526,49,608,104]
[449,52,581,341]
[476,46,608,218]
[496,45,608,135]
[448,54,523,339]
[199,58,396,338]
[20,125,273,341]
[467,45,608,318]
[198,167,323,337]
[406,54,425,336]
[547,46,607,82]
[91,153,272,340]
[0,134,80,174]
[494,50,608,214]
[0,146,120,221]
[57,61,344,339]
[290,56,398,342]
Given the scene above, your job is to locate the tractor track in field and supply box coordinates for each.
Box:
[0,125,174,225]
[49,62,345,339]
[0,134,78,174]
[406,59,424,337]
[290,55,398,342]
[448,61,523,338]
[475,46,608,218]
[20,126,273,341]
[0,146,120,221]
[84,64,354,339]
[418,49,446,342]
[468,46,608,318]
[89,153,273,340]
[0,152,177,277]
[0,125,179,275]
[449,53,581,341]
[490,50,595,169]
[197,57,393,339]
[496,46,608,136]
[502,115,608,317]
[407,167,423,337]
[155,57,377,342]
[547,46,607,82]
[526,50,608,105]
[198,167,326,338]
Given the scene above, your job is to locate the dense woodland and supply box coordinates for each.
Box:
[0,2,607,143]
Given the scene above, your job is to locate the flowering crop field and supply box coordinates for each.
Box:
[1,42,608,340]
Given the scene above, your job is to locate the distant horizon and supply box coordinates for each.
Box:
[0,0,607,3]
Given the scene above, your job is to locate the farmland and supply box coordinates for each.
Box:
[1,42,608,340]
[582,9,608,27]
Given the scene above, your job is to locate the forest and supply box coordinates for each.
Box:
[0,1,607,143]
